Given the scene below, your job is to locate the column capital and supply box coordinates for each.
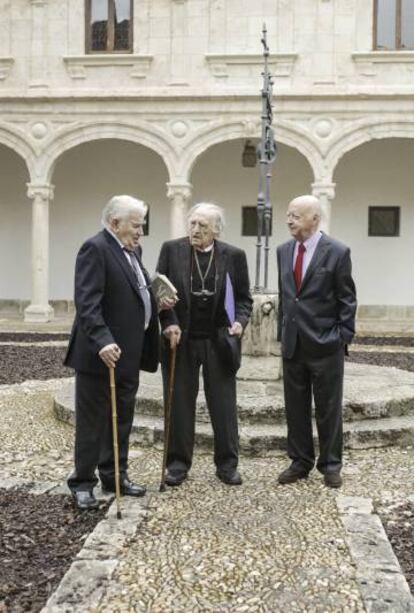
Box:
[167,182,192,202]
[26,183,54,202]
[311,182,336,201]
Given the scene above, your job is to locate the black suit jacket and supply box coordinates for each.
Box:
[65,229,159,377]
[277,233,357,359]
[157,237,253,340]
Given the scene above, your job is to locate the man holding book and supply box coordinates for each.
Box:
[65,195,175,510]
[157,202,253,487]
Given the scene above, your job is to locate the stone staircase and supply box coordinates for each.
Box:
[54,356,414,455]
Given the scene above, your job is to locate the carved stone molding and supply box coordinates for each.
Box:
[63,55,153,80]
[352,51,414,76]
[205,53,297,79]
[312,182,336,201]
[0,58,14,81]
[167,182,192,202]
[26,183,54,202]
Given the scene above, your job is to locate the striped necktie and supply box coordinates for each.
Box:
[123,249,152,328]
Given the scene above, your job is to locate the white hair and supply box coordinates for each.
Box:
[187,202,225,238]
[289,194,321,219]
[101,195,147,227]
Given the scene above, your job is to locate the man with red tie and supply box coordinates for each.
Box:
[276,195,357,488]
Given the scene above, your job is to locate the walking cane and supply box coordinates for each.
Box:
[159,341,177,492]
[109,366,122,519]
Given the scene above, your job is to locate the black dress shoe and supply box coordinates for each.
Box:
[102,478,146,497]
[324,472,342,489]
[217,470,242,486]
[165,471,187,487]
[72,490,99,511]
[277,466,309,485]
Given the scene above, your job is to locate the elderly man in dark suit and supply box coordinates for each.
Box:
[277,195,357,488]
[157,203,253,487]
[65,195,173,510]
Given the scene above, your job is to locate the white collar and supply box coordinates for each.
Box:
[105,226,125,250]
[194,241,214,253]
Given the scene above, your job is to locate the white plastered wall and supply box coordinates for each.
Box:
[331,138,414,306]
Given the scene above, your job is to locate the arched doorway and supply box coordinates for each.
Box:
[332,138,414,307]
[191,138,314,289]
[50,139,170,301]
[0,146,31,302]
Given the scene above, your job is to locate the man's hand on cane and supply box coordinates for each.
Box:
[99,343,122,369]
[163,325,181,348]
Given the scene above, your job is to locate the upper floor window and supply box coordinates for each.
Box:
[374,0,414,50]
[86,0,133,53]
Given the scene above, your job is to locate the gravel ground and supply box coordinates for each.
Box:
[0,336,412,611]
[0,489,108,612]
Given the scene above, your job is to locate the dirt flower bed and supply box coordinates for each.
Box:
[379,501,414,594]
[0,346,71,385]
[0,488,108,612]
[347,351,414,373]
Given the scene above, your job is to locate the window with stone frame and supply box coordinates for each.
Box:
[374,0,414,50]
[242,206,273,237]
[86,0,133,53]
[368,206,400,237]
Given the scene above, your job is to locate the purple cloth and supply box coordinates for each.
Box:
[225,273,235,325]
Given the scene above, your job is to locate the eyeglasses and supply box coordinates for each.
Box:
[190,273,217,297]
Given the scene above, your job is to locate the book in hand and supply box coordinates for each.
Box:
[151,272,178,305]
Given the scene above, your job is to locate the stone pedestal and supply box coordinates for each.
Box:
[242,292,282,380]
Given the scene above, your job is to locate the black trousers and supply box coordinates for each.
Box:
[162,338,239,475]
[67,370,139,492]
[282,341,344,474]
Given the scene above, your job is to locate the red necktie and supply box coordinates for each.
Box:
[294,243,306,290]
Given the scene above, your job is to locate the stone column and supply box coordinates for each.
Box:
[312,182,336,234]
[29,0,48,90]
[24,184,54,323]
[167,182,192,238]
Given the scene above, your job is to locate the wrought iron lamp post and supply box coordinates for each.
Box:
[254,23,277,293]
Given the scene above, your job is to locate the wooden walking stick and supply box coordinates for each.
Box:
[109,366,122,519]
[159,342,177,492]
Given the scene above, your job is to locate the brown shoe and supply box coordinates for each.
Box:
[324,472,342,488]
[278,466,309,485]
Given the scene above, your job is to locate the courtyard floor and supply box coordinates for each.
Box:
[0,319,413,612]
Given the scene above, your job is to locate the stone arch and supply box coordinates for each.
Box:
[38,121,179,183]
[0,125,36,180]
[326,120,414,178]
[179,119,324,182]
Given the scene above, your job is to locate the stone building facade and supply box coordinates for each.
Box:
[0,0,413,325]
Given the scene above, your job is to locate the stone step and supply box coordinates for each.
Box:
[54,395,414,453]
[53,361,414,453]
[135,360,414,423]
